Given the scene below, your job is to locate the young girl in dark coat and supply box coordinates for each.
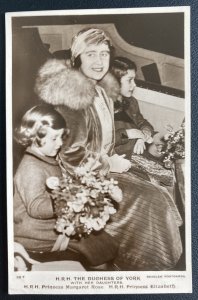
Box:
[111,57,173,186]
[111,57,155,157]
[14,105,66,253]
[14,104,118,269]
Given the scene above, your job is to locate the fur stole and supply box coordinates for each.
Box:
[35,59,95,110]
[35,59,120,110]
[99,72,120,102]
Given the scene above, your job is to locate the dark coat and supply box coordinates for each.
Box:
[14,148,62,251]
[114,96,154,158]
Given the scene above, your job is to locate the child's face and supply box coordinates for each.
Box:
[39,127,64,157]
[120,69,136,98]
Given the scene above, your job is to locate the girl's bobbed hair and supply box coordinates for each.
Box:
[15,104,66,147]
[111,57,137,82]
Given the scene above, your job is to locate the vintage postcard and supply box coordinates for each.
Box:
[6,6,191,294]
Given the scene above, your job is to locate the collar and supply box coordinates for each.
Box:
[118,96,135,111]
[25,147,59,166]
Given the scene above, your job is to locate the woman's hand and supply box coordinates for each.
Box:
[133,139,146,154]
[108,154,132,173]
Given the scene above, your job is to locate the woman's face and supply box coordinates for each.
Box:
[120,69,136,98]
[80,43,110,81]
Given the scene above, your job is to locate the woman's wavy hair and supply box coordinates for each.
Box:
[15,104,66,147]
[111,57,137,83]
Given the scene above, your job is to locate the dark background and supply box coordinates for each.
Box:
[12,12,184,58]
[0,0,197,299]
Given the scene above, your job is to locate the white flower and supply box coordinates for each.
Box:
[46,176,60,189]
[79,217,93,230]
[81,175,96,186]
[56,218,67,233]
[76,191,89,204]
[101,213,110,223]
[90,189,99,199]
[108,206,117,215]
[56,219,75,236]
[92,218,105,231]
[164,133,171,141]
[79,216,87,223]
[110,178,118,185]
[165,124,174,133]
[65,224,75,236]
[93,182,103,190]
[67,199,85,213]
[75,166,87,177]
[103,205,116,215]
[80,216,106,231]
[109,186,123,203]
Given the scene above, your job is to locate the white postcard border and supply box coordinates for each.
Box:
[6,6,192,295]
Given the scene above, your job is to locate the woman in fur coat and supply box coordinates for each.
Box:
[35,28,183,271]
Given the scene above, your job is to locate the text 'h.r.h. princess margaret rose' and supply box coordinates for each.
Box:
[46,157,123,251]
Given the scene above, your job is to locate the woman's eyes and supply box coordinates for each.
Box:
[86,52,109,58]
[101,52,109,57]
[87,53,95,57]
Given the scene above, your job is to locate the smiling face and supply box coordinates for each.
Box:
[80,43,110,82]
[37,127,64,157]
[120,69,136,98]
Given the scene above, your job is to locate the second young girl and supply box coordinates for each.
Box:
[111,56,155,158]
[110,57,174,186]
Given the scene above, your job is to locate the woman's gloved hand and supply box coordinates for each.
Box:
[133,139,146,155]
[107,154,132,173]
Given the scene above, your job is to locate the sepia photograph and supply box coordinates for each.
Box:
[6,6,191,294]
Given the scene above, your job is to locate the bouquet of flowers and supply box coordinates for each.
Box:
[162,120,185,169]
[46,158,123,251]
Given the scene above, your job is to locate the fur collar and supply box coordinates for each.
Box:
[35,59,96,110]
[99,72,120,102]
[35,59,119,110]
